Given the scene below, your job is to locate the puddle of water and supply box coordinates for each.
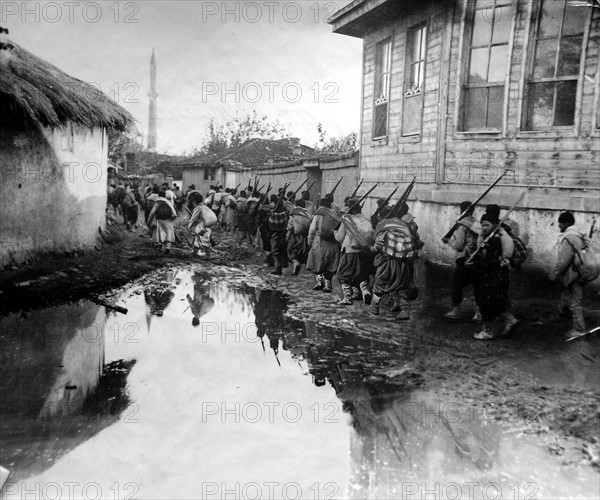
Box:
[1,266,598,499]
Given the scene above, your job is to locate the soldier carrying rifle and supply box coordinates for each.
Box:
[368,178,423,320]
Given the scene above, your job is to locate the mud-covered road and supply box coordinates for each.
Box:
[1,217,599,499]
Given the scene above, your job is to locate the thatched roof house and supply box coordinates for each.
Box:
[0,36,134,268]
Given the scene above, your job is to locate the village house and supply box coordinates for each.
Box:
[329,0,600,276]
[0,34,133,267]
[177,138,315,194]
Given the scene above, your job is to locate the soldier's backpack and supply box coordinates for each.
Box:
[383,222,416,260]
[565,238,600,284]
[268,212,288,232]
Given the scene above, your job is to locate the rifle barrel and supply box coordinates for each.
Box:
[328,177,343,198]
[385,176,417,219]
[349,178,364,199]
[346,183,379,215]
[372,186,399,219]
[442,170,508,241]
[292,178,309,198]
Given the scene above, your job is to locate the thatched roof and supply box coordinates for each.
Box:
[0,40,134,131]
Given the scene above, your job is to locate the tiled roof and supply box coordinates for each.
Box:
[178,138,314,169]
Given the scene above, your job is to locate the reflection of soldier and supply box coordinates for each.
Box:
[144,270,178,316]
[253,289,287,340]
[187,276,215,326]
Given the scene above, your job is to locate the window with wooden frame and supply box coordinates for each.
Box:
[402,23,427,136]
[373,38,392,140]
[460,0,512,131]
[523,0,588,130]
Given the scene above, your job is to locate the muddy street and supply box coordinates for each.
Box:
[1,260,599,500]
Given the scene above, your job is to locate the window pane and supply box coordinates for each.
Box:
[468,47,489,83]
[486,86,505,128]
[488,45,508,82]
[410,28,422,61]
[463,87,487,130]
[533,38,558,79]
[554,80,577,126]
[492,6,512,44]
[525,82,554,129]
[409,61,425,90]
[472,8,493,46]
[420,27,427,61]
[557,35,583,77]
[562,4,586,36]
[374,103,388,138]
[383,42,391,72]
[402,94,422,135]
[538,0,563,38]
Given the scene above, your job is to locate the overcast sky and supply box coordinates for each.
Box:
[3,0,363,154]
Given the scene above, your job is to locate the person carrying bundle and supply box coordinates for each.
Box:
[466,191,526,340]
[257,194,275,266]
[334,197,375,306]
[247,189,261,246]
[188,192,218,257]
[369,203,423,320]
[549,211,599,340]
[269,190,290,276]
[443,201,481,321]
[307,196,341,293]
[467,213,515,339]
[287,199,313,276]
[236,190,251,243]
[147,190,178,254]
[225,188,238,232]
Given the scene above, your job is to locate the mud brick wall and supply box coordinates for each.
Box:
[0,122,108,268]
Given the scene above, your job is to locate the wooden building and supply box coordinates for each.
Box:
[329,0,600,274]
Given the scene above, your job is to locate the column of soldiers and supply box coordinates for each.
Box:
[187,175,597,342]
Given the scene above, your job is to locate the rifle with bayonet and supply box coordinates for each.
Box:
[465,189,528,265]
[233,182,241,193]
[345,183,380,215]
[273,182,290,211]
[442,170,508,242]
[385,176,417,219]
[371,185,400,221]
[291,178,309,199]
[349,178,364,200]
[326,177,343,199]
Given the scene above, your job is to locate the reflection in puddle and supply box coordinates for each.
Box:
[1,267,598,499]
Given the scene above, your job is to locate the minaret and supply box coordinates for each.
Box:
[148,49,158,151]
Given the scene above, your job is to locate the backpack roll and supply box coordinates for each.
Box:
[565,238,600,284]
[200,205,218,227]
[292,215,311,235]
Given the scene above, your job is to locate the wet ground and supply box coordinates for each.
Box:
[1,261,599,499]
